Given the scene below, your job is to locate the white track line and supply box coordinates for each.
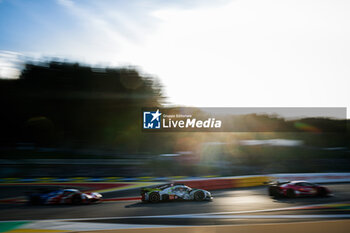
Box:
[156,214,350,219]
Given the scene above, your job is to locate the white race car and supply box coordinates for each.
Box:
[141,183,212,203]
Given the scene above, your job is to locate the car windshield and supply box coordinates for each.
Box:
[303,182,316,187]
[62,191,72,196]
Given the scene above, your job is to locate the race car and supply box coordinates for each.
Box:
[141,183,212,203]
[27,188,102,205]
[268,180,331,198]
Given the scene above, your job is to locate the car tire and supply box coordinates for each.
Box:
[286,189,296,198]
[194,191,205,201]
[29,196,41,205]
[268,187,274,196]
[317,187,328,197]
[268,187,279,196]
[72,194,82,205]
[149,192,160,203]
[269,187,281,198]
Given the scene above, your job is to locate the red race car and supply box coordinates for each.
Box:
[268,180,331,198]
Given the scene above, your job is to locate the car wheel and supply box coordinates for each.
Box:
[317,187,328,197]
[286,189,296,198]
[29,196,41,205]
[268,187,274,196]
[268,187,279,196]
[71,194,82,204]
[149,192,160,203]
[268,187,280,198]
[194,191,205,201]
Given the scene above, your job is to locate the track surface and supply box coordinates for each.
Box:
[1,183,350,225]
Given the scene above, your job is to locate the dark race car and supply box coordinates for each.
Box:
[27,188,102,205]
[268,180,331,198]
[141,183,212,203]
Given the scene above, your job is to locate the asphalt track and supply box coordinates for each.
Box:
[1,183,350,226]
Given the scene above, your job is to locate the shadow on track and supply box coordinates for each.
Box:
[125,200,213,208]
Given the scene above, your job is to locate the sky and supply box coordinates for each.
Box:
[0,0,349,117]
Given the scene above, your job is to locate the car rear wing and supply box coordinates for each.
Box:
[264,181,290,186]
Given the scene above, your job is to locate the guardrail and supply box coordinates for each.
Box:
[270,173,350,183]
[178,175,270,190]
[0,176,219,183]
[1,173,349,191]
[179,173,350,190]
